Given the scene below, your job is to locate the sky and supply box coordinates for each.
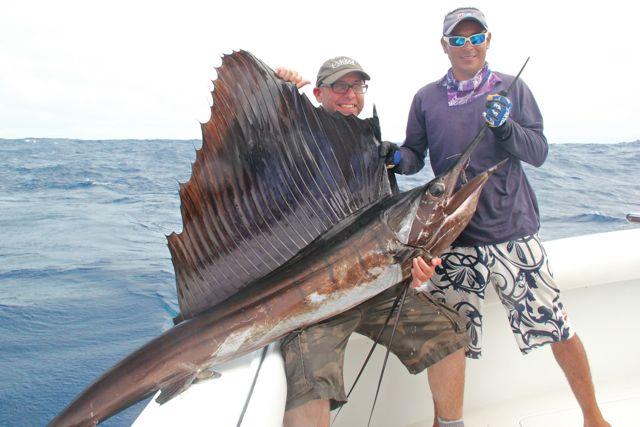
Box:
[2,0,638,144]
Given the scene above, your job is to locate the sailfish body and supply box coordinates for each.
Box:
[50,51,500,426]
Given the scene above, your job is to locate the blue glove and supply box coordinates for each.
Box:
[379,141,402,168]
[483,94,512,128]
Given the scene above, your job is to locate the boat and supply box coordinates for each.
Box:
[135,226,640,426]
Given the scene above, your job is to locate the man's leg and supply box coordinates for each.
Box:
[355,284,469,427]
[283,399,330,427]
[551,334,610,427]
[280,307,360,427]
[428,349,465,427]
[486,235,609,427]
[421,246,489,427]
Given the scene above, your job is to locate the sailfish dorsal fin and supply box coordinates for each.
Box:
[167,50,391,320]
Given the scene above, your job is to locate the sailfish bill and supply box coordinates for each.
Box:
[49,50,502,426]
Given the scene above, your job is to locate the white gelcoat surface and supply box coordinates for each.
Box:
[134,343,286,427]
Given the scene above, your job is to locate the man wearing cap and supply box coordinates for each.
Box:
[391,7,610,427]
[276,58,469,427]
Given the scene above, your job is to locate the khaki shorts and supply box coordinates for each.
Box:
[281,283,467,411]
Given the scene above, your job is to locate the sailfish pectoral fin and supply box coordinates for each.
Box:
[155,372,198,405]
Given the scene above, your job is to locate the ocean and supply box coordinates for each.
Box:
[1,138,639,426]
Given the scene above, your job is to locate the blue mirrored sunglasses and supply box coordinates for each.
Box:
[444,32,487,47]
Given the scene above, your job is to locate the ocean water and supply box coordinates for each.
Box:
[1,138,638,426]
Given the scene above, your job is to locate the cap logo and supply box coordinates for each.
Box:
[330,57,356,68]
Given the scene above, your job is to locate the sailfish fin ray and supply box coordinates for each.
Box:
[168,50,391,320]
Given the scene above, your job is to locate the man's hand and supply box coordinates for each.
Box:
[482,94,512,128]
[410,257,441,288]
[275,67,310,89]
[378,141,401,169]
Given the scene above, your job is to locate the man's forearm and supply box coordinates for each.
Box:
[494,119,548,167]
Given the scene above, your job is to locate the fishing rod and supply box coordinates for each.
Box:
[463,56,530,154]
[458,56,530,185]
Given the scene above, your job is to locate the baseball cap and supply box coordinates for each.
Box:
[443,7,488,35]
[315,56,371,87]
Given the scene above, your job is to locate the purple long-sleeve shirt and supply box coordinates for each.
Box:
[396,72,548,246]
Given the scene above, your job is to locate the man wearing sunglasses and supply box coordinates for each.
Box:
[275,57,468,427]
[392,7,610,427]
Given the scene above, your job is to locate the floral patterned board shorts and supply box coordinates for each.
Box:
[280,282,468,411]
[423,234,574,359]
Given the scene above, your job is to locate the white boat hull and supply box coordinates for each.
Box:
[133,344,286,427]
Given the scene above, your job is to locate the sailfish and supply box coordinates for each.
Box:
[50,50,503,426]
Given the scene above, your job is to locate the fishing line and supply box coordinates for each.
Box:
[236,345,269,427]
[331,288,404,425]
[367,281,411,427]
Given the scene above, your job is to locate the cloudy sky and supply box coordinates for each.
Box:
[2,0,638,143]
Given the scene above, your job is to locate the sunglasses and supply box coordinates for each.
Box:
[444,32,488,47]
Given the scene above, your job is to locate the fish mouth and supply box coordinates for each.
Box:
[424,159,507,255]
[406,125,507,256]
[445,159,507,216]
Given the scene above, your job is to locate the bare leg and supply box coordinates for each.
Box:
[431,397,438,427]
[551,334,610,427]
[428,348,465,425]
[283,399,330,427]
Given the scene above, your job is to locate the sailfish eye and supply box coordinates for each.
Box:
[429,181,445,197]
